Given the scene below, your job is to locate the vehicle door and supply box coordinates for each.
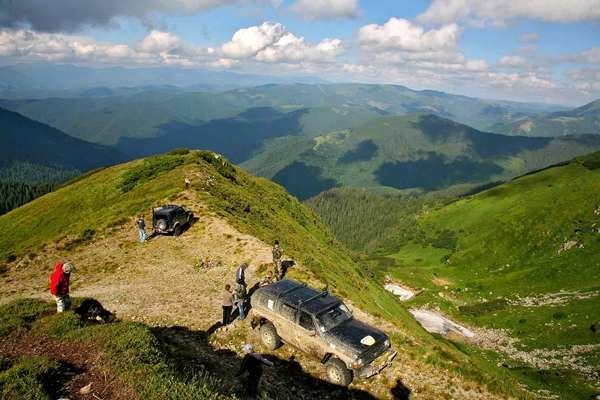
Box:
[175,208,186,225]
[275,302,298,345]
[294,310,324,359]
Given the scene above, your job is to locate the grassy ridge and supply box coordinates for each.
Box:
[0,150,551,399]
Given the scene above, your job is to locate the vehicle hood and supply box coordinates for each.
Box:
[326,318,387,357]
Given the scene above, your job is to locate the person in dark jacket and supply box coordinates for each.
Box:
[49,262,75,313]
[272,241,284,280]
[236,344,273,399]
[235,263,248,286]
[222,284,234,326]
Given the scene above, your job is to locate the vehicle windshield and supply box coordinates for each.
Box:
[316,303,352,332]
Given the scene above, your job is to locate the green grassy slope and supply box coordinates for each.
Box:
[362,152,600,398]
[0,150,550,399]
[0,298,235,400]
[492,99,600,137]
[244,113,600,200]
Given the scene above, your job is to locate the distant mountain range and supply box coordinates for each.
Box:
[491,99,600,137]
[0,64,327,98]
[0,82,567,146]
[242,114,600,199]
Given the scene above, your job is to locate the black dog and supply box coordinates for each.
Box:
[75,299,115,323]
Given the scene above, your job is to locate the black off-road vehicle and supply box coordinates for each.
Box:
[250,279,397,386]
[152,205,193,236]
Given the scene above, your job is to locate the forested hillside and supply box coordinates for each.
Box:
[492,99,600,136]
[245,113,600,199]
[0,107,123,214]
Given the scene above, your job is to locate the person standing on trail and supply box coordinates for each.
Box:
[222,284,234,326]
[137,215,147,243]
[272,240,284,280]
[236,263,248,287]
[234,283,247,321]
[49,262,75,313]
[236,344,273,400]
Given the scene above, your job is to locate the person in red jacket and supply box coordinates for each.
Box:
[49,262,75,313]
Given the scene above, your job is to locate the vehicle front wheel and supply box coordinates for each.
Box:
[260,322,281,350]
[173,225,183,236]
[326,358,353,386]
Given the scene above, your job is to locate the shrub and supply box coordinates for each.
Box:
[168,149,190,156]
[195,151,237,182]
[459,299,508,317]
[431,229,458,251]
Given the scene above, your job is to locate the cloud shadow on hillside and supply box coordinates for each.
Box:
[117,107,309,164]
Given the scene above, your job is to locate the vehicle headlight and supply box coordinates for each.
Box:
[384,339,390,347]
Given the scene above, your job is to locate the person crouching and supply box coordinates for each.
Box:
[49,262,75,313]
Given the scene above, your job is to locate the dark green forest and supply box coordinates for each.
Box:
[0,181,54,215]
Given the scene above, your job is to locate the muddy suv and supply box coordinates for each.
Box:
[152,205,193,236]
[250,280,397,386]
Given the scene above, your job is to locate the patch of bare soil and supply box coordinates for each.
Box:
[0,330,136,400]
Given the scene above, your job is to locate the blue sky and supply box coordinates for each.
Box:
[1,0,599,105]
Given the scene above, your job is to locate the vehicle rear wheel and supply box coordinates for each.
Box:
[260,322,281,350]
[326,358,353,386]
[173,225,183,236]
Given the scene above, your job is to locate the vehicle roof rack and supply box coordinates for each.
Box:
[298,291,328,308]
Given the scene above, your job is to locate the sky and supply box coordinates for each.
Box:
[0,0,599,105]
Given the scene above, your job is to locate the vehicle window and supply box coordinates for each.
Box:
[298,311,314,331]
[317,304,352,332]
[280,303,296,321]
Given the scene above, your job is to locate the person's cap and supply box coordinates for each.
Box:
[62,263,75,274]
[242,344,253,354]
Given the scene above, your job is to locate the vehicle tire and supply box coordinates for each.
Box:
[173,225,183,237]
[156,219,167,232]
[260,323,281,350]
[326,358,353,386]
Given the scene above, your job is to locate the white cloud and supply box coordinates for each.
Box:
[572,48,600,64]
[137,31,181,53]
[222,22,285,58]
[358,18,460,51]
[355,18,487,80]
[419,0,600,25]
[499,55,528,67]
[222,22,344,63]
[0,22,344,68]
[486,72,556,89]
[290,0,358,20]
